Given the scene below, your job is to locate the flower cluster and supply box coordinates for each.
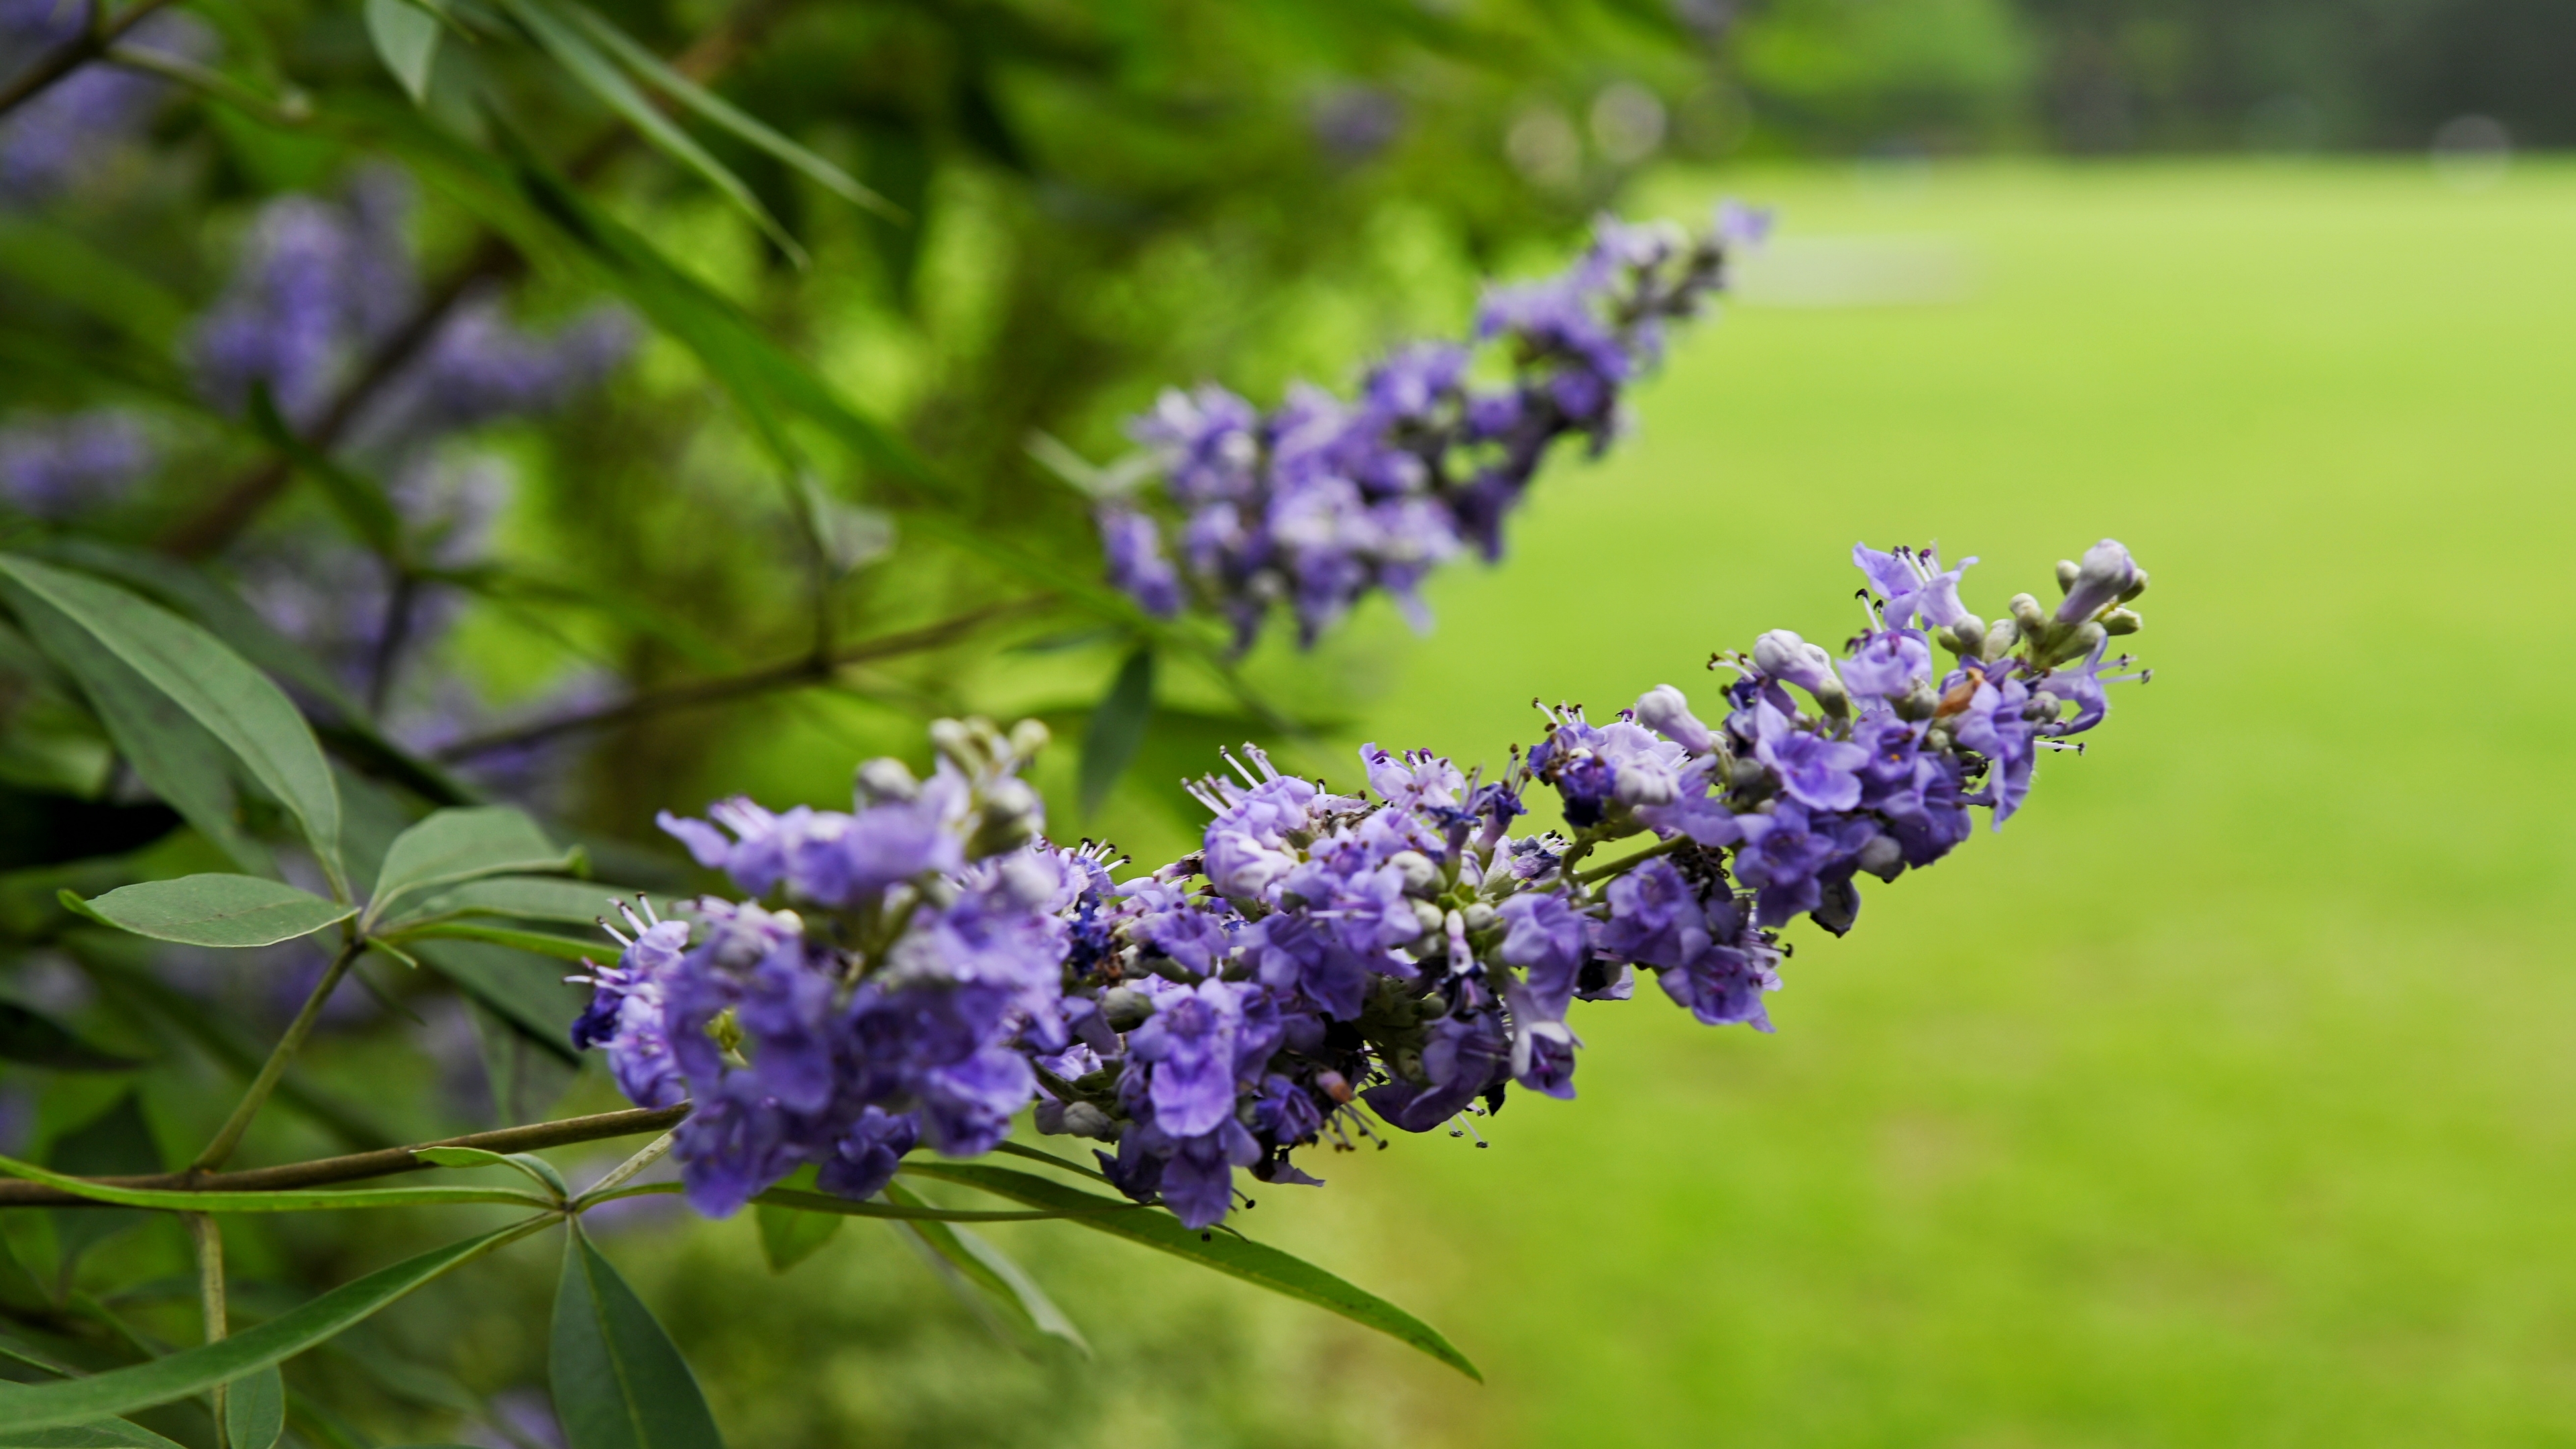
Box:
[191,174,631,437]
[0,0,205,201]
[0,409,149,518]
[1096,204,1772,649]
[579,539,2153,1229]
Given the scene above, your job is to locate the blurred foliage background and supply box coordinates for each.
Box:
[1,0,2567,1444]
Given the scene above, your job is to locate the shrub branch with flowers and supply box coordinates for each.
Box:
[0,0,2162,1440]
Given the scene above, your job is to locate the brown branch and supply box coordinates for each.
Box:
[152,0,804,559]
[0,1105,692,1208]
[0,0,180,122]
[432,594,1057,762]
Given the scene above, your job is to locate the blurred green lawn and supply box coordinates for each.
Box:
[1018,158,2576,1447]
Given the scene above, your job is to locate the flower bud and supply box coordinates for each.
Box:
[1102,986,1153,1030]
[1633,684,1715,753]
[1008,717,1053,761]
[1461,902,1497,932]
[2102,607,2142,636]
[2041,621,2106,667]
[2008,592,2049,635]
[1981,619,2019,661]
[1856,833,1905,881]
[2055,559,2080,594]
[1411,898,1447,936]
[928,716,979,770]
[2055,538,2141,623]
[1387,850,1440,896]
[1752,630,1844,708]
[1941,616,1987,657]
[2120,568,2149,603]
[1895,678,1939,722]
[855,757,920,804]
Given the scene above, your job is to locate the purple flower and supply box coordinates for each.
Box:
[1099,507,1183,617]
[1363,1006,1509,1132]
[1838,629,1933,702]
[1597,859,1710,970]
[1498,890,1589,1018]
[1633,684,1716,753]
[816,1106,918,1200]
[1853,543,1976,629]
[1128,979,1248,1138]
[1751,702,1868,812]
[2056,538,2142,623]
[1732,802,1848,927]
[0,411,150,517]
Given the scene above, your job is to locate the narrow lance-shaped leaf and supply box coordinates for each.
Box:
[63,877,352,949]
[557,1,897,218]
[366,807,577,926]
[549,1226,723,1449]
[494,0,805,264]
[11,598,272,876]
[0,1152,557,1213]
[1080,645,1155,818]
[385,875,641,932]
[899,1162,1481,1381]
[0,556,345,894]
[409,939,590,1061]
[0,1418,192,1449]
[392,922,602,963]
[883,1181,1087,1356]
[0,1222,545,1432]
[222,1366,284,1449]
[363,0,442,105]
[0,1003,144,1072]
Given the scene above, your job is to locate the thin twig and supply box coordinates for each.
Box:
[432,595,1055,762]
[190,937,365,1173]
[0,0,182,122]
[0,1106,692,1208]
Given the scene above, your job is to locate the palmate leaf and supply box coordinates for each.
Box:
[549,1227,722,1449]
[899,1163,1482,1381]
[0,1221,545,1432]
[0,556,345,894]
[63,875,352,949]
[363,808,578,927]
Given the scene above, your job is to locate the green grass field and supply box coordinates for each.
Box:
[1076,158,2576,1447]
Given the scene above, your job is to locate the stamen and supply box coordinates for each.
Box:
[596,916,633,948]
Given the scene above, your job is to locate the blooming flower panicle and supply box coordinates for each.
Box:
[577,540,2153,1231]
[1094,204,1764,649]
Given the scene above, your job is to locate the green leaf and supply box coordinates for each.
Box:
[464,998,580,1125]
[0,219,193,352]
[46,1093,162,1281]
[415,1145,570,1199]
[386,875,635,931]
[883,1182,1087,1356]
[394,922,600,963]
[222,1366,284,1449]
[0,1419,191,1449]
[900,1163,1481,1381]
[753,1200,839,1273]
[0,1222,543,1432]
[0,1002,144,1071]
[594,1183,1081,1224]
[409,938,588,1060]
[12,597,272,876]
[0,556,345,894]
[0,1152,558,1212]
[1079,646,1155,818]
[364,807,574,926]
[549,1227,723,1449]
[494,0,804,265]
[363,0,442,105]
[555,1,896,219]
[64,876,352,949]
[244,390,406,560]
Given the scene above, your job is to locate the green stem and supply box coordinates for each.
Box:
[1574,834,1688,884]
[189,1213,228,1448]
[191,936,365,1173]
[573,1132,675,1207]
